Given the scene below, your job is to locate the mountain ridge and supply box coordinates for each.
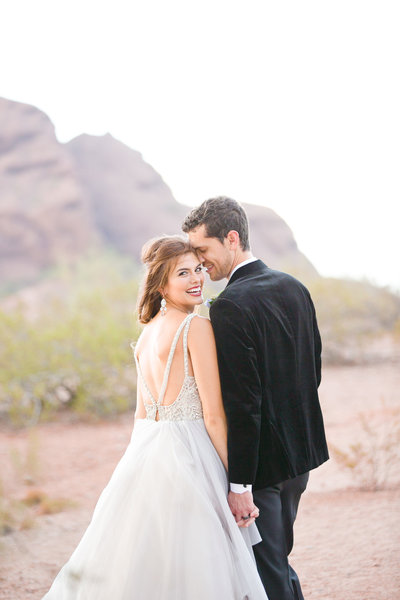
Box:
[0,96,317,290]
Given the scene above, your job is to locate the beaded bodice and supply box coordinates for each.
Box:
[133,313,203,421]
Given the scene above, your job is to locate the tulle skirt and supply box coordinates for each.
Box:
[42,418,268,599]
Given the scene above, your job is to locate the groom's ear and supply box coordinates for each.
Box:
[226,230,240,249]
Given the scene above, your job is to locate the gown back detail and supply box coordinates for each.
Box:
[134,313,203,421]
[42,313,268,600]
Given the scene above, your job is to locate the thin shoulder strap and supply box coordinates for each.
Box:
[183,313,197,376]
[157,314,192,405]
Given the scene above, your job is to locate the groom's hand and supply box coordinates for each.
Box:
[228,491,259,528]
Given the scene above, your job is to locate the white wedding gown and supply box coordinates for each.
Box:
[42,313,268,599]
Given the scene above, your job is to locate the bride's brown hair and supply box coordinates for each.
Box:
[137,235,196,324]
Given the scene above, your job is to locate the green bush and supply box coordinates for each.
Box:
[307,277,400,363]
[1,253,399,427]
[0,253,141,426]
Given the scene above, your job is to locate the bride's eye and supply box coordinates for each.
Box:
[195,266,203,273]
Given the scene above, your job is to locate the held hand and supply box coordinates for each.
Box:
[228,491,260,528]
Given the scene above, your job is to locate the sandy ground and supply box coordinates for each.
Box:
[0,364,399,600]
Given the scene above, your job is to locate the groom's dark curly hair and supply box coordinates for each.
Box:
[182,196,250,251]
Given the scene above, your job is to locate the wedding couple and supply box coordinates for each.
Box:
[42,197,328,600]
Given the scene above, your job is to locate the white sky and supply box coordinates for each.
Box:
[1,0,399,290]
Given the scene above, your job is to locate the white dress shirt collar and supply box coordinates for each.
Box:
[228,257,258,281]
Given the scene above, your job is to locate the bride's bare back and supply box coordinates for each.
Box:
[134,313,197,418]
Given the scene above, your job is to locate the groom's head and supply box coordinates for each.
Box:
[182,196,250,281]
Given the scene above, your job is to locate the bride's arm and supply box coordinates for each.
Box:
[188,316,228,470]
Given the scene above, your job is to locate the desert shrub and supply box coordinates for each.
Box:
[307,277,400,363]
[0,479,33,536]
[0,253,141,426]
[330,406,400,491]
[0,430,76,535]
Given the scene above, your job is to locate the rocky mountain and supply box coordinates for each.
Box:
[0,98,95,285]
[66,134,187,258]
[0,97,317,290]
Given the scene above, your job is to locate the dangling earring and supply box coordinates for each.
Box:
[160,297,167,316]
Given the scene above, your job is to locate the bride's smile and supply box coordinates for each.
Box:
[186,285,202,296]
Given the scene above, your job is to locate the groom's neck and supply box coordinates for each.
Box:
[227,250,254,279]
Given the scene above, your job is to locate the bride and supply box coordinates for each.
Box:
[42,235,268,599]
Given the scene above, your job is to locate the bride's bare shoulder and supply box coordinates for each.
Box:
[188,314,214,343]
[190,313,212,327]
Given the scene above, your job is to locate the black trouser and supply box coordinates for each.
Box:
[253,472,309,600]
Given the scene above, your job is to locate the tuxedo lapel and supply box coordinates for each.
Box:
[226,259,268,287]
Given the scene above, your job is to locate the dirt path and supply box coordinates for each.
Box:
[1,364,399,599]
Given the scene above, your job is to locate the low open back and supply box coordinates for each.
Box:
[133,313,203,421]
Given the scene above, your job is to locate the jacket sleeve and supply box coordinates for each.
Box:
[210,297,262,484]
[307,291,322,388]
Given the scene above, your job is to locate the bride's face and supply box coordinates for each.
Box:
[162,253,205,312]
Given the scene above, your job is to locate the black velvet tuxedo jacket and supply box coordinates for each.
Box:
[209,260,329,490]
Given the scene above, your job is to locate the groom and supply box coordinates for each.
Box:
[183,197,329,600]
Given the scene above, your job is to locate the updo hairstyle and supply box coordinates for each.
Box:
[137,235,196,324]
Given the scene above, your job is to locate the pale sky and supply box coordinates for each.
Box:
[1,0,399,290]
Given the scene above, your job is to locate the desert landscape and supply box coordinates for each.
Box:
[1,96,399,600]
[1,362,399,600]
